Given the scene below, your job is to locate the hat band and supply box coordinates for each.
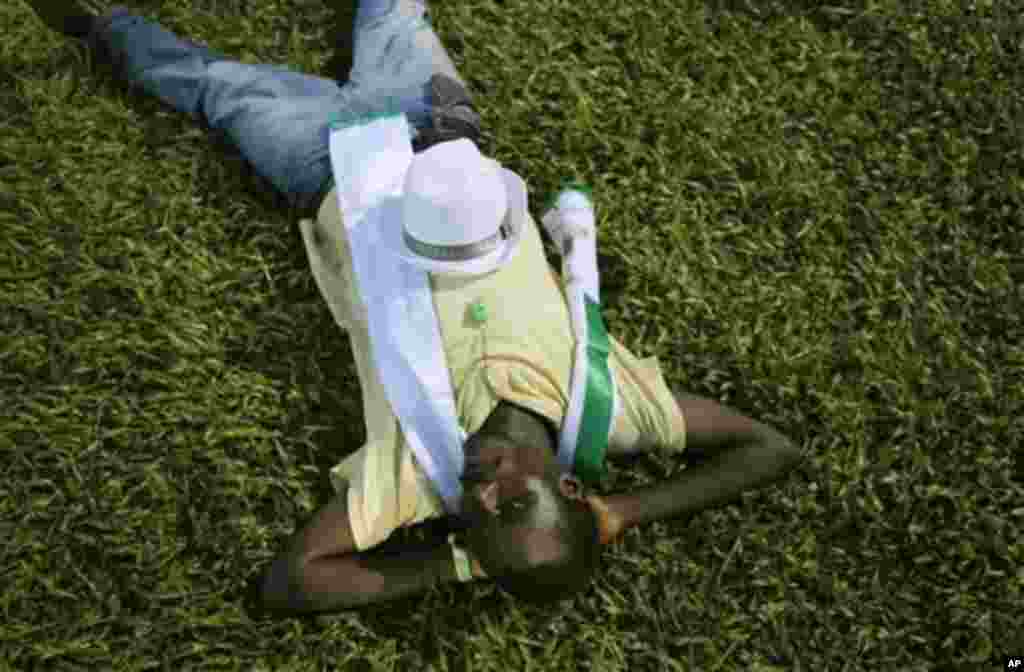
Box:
[403,221,510,263]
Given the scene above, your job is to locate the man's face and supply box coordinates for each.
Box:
[456,407,586,573]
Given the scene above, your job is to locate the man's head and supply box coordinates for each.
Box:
[456,402,602,604]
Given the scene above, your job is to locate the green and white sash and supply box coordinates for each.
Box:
[541,188,618,485]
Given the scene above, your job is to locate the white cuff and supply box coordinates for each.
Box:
[448,534,476,582]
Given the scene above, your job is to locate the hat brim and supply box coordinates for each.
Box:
[372,168,528,277]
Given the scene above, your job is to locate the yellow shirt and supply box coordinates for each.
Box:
[299,171,687,551]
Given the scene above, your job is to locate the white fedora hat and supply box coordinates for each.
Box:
[374,138,527,276]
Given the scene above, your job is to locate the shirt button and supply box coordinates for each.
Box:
[469,300,488,324]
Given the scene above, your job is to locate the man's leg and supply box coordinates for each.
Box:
[65,2,479,217]
[344,0,480,152]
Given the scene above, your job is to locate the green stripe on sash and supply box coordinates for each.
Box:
[574,295,613,484]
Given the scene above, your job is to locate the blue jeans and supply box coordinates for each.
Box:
[89,1,469,216]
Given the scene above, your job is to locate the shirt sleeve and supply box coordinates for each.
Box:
[329,430,447,552]
[604,334,687,456]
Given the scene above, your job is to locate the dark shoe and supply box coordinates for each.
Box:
[327,0,358,84]
[23,0,104,39]
[412,74,483,153]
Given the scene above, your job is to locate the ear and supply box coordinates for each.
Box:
[558,473,586,502]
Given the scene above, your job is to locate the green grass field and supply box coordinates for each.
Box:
[2,1,1022,670]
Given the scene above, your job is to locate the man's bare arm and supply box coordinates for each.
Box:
[259,538,465,615]
[593,391,802,542]
[257,486,478,615]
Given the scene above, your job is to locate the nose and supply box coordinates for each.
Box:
[478,481,500,514]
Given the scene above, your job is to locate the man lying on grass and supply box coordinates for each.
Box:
[26,0,802,613]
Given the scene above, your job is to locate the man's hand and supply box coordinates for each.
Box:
[587,494,626,545]
[470,553,488,579]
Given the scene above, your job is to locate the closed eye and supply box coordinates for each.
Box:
[500,493,537,522]
[502,501,525,515]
